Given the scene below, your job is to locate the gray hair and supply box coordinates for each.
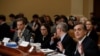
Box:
[56,22,68,32]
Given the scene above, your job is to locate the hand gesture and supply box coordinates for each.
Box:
[17,30,22,37]
[57,41,64,52]
[51,33,57,41]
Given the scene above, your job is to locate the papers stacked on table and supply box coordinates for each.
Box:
[40,49,66,56]
[40,49,54,53]
[47,52,66,56]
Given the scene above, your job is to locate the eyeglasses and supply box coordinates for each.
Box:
[40,29,47,30]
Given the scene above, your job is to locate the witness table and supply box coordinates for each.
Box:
[0,43,45,56]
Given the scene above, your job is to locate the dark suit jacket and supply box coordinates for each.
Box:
[87,30,99,44]
[0,23,10,41]
[50,34,76,56]
[38,34,51,49]
[63,34,76,56]
[13,28,32,42]
[29,22,41,42]
[74,36,100,56]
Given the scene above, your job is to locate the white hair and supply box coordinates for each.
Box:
[79,16,88,24]
[56,22,68,32]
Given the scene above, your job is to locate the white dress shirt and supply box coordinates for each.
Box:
[74,35,87,56]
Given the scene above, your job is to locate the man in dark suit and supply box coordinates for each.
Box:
[13,18,32,43]
[0,15,10,41]
[50,22,76,56]
[73,23,100,56]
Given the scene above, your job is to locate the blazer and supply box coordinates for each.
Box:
[39,34,51,49]
[50,34,76,56]
[13,28,32,42]
[29,21,41,42]
[0,23,10,41]
[74,36,100,56]
[87,30,99,44]
[62,34,76,56]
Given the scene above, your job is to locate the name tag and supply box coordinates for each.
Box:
[19,41,29,47]
[2,37,10,43]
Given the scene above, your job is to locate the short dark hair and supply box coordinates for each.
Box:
[32,14,39,19]
[60,15,68,22]
[41,23,51,33]
[23,17,29,25]
[74,22,87,30]
[85,20,93,25]
[15,13,24,19]
[54,16,60,22]
[16,18,26,25]
[9,14,15,18]
[0,15,6,21]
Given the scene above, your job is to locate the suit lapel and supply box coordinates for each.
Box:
[22,28,28,41]
[61,34,68,43]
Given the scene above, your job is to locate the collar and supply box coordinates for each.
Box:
[20,25,26,36]
[21,26,27,33]
[87,31,91,36]
[78,35,87,44]
[43,36,46,38]
[0,22,5,25]
[60,33,66,42]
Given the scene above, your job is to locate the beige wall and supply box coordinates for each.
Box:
[71,0,93,19]
[83,0,93,19]
[71,0,83,16]
[0,0,93,22]
[0,0,71,22]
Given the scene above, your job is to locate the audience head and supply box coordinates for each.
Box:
[40,23,50,36]
[69,16,77,21]
[32,14,39,18]
[23,17,29,25]
[56,22,68,37]
[44,15,51,22]
[44,15,53,26]
[0,15,6,24]
[9,13,16,21]
[32,14,39,22]
[54,15,61,25]
[54,15,60,18]
[79,16,88,24]
[39,16,45,25]
[32,14,39,19]
[60,15,68,23]
[9,13,15,18]
[90,12,95,18]
[74,22,87,40]
[15,13,24,19]
[85,20,94,31]
[68,16,75,26]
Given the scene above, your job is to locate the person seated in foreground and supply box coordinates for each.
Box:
[50,22,76,56]
[73,23,99,56]
[13,18,32,43]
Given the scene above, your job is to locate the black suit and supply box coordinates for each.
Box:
[13,28,32,42]
[0,23,10,41]
[38,34,51,49]
[74,36,100,56]
[87,30,99,44]
[29,21,41,41]
[63,34,76,56]
[50,34,76,56]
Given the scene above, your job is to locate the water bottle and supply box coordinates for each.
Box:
[30,37,34,43]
